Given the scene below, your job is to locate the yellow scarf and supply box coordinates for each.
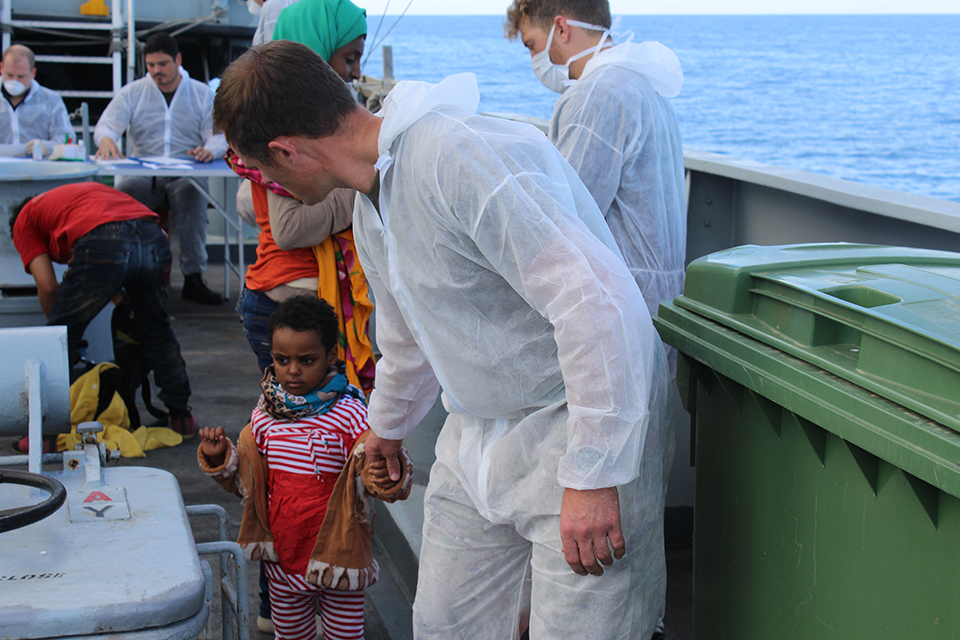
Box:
[313,230,376,397]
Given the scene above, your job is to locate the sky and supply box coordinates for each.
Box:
[358,0,959,15]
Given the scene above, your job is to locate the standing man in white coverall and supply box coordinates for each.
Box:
[0,45,75,158]
[212,40,673,640]
[94,32,227,305]
[506,0,686,365]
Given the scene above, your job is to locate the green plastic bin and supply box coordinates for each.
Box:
[654,243,960,640]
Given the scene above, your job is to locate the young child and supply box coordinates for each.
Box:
[198,296,410,640]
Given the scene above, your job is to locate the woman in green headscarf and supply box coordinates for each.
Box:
[272,0,367,81]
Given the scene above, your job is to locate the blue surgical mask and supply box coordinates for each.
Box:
[247,0,262,18]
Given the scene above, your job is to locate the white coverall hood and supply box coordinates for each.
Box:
[375,72,480,169]
[581,41,683,97]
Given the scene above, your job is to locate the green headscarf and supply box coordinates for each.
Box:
[272,0,367,62]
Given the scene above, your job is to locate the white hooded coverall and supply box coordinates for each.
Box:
[354,73,673,640]
[551,42,686,325]
[94,68,227,276]
[0,81,74,148]
[251,0,302,45]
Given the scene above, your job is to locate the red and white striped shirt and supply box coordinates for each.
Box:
[251,396,369,475]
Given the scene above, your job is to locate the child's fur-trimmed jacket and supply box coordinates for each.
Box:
[198,424,413,591]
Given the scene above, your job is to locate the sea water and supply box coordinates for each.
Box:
[362,14,960,203]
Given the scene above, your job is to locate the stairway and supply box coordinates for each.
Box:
[0,0,136,148]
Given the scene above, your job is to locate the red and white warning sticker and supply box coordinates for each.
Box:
[67,486,131,521]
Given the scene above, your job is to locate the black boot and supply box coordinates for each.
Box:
[182,273,224,305]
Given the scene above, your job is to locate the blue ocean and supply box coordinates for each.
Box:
[361,14,960,203]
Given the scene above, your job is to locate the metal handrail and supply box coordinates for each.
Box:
[187,504,250,640]
[184,176,245,299]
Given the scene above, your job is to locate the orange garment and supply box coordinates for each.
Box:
[244,182,319,292]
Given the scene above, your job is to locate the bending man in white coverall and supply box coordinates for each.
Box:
[213,40,673,640]
[94,32,227,305]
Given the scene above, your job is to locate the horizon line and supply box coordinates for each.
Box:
[365,11,960,16]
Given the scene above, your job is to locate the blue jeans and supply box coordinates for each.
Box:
[237,286,279,373]
[116,175,210,276]
[48,219,191,412]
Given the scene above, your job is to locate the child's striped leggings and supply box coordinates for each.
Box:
[264,561,365,640]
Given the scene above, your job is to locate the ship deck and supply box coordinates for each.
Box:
[0,255,693,640]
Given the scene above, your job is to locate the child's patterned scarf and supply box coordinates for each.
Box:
[257,362,364,421]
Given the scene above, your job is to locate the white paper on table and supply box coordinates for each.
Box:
[141,161,194,171]
[138,156,195,165]
[89,156,140,165]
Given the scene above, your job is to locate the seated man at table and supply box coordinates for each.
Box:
[10,182,197,438]
[94,32,226,305]
[0,45,75,157]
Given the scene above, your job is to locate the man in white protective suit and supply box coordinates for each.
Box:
[506,0,686,366]
[94,32,227,305]
[0,45,75,158]
[246,0,302,46]
[212,40,673,640]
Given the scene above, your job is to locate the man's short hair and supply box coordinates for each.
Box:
[212,40,359,167]
[504,0,611,40]
[143,33,180,59]
[2,44,36,69]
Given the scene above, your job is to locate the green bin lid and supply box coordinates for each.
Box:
[675,243,960,432]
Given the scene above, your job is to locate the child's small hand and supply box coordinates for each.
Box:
[199,426,229,464]
[367,458,395,488]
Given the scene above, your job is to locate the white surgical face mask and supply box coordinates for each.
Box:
[247,0,262,18]
[531,18,622,94]
[3,79,27,96]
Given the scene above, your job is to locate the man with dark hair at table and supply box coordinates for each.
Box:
[10,182,197,438]
[94,32,226,305]
[214,40,672,640]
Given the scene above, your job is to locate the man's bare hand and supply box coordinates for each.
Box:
[559,486,625,576]
[95,137,124,160]
[364,432,403,484]
[189,146,214,162]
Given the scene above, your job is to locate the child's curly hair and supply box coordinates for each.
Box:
[268,295,340,352]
